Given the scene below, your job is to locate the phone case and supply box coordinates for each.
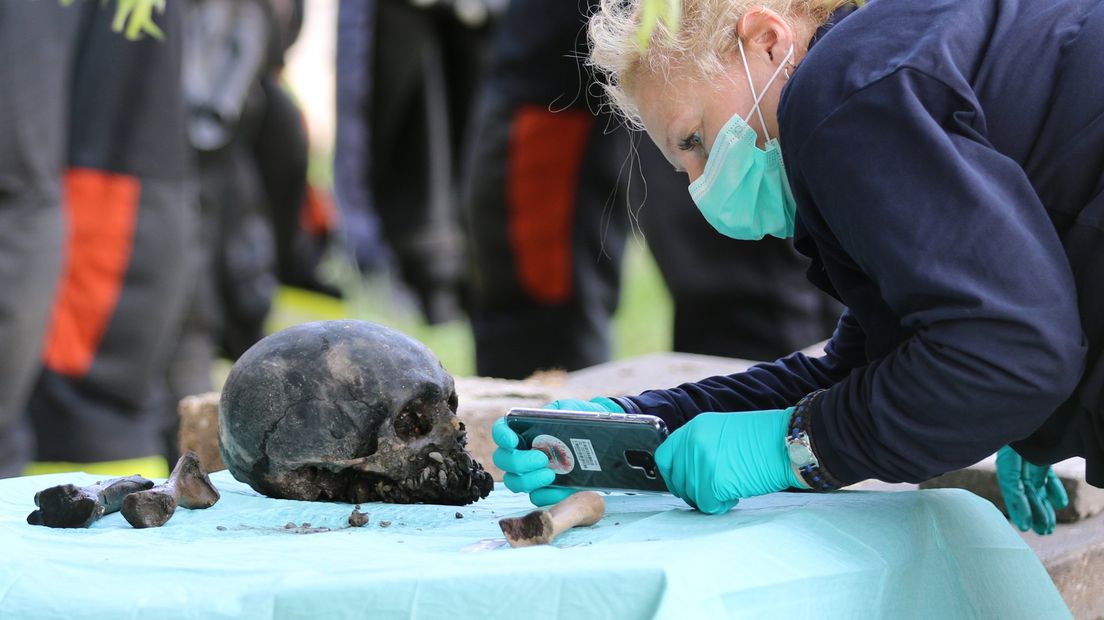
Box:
[505,408,669,493]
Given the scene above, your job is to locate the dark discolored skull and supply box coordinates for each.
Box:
[218,320,493,505]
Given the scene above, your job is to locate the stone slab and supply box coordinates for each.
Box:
[562,352,1104,616]
[562,351,755,397]
[1023,511,1104,620]
[178,393,224,473]
[851,480,1104,617]
[452,373,582,482]
[920,454,1104,523]
[181,349,1103,615]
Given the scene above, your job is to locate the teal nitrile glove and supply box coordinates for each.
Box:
[544,397,623,413]
[492,397,624,506]
[996,445,1069,535]
[654,409,805,514]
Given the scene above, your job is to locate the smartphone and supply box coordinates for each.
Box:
[504,407,669,493]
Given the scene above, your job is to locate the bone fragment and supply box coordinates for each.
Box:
[498,491,604,548]
[27,476,154,528]
[121,451,220,528]
[349,506,369,527]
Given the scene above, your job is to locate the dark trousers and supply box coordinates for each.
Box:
[464,94,840,379]
[0,1,194,474]
[338,0,487,322]
[0,1,74,476]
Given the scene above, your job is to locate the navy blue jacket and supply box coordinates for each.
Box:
[621,0,1104,487]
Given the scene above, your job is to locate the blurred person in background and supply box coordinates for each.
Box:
[0,1,195,479]
[169,0,334,461]
[334,0,504,325]
[255,1,338,300]
[462,0,840,380]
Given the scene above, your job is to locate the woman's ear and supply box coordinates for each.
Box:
[737,8,793,63]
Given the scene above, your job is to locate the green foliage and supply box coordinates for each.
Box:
[59,0,165,40]
[635,0,866,51]
[613,240,673,359]
[636,0,682,50]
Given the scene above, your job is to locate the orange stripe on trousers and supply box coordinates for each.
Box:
[507,106,594,304]
[43,168,139,376]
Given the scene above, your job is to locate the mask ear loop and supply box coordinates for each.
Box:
[737,38,795,142]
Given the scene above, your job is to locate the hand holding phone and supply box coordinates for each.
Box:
[504,407,669,493]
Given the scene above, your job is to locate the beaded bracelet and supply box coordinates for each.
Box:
[788,390,844,491]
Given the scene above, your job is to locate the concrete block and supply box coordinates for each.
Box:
[181,349,1104,616]
[178,392,224,473]
[1023,511,1104,620]
[453,373,587,482]
[920,454,1104,523]
[563,352,756,397]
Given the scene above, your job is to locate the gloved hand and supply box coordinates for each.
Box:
[996,445,1068,535]
[542,398,624,414]
[492,397,624,506]
[655,409,805,514]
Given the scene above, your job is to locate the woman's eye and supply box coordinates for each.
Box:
[677,132,703,152]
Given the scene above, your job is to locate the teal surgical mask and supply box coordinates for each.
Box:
[688,39,796,240]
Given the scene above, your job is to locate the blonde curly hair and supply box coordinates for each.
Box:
[589,0,856,127]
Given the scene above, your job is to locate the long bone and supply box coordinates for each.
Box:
[27,476,154,528]
[498,491,605,547]
[121,451,220,528]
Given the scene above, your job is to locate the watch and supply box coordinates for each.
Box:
[786,429,818,469]
[786,390,843,491]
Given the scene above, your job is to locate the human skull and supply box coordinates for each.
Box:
[218,320,493,505]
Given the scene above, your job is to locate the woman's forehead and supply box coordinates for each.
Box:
[635,71,703,129]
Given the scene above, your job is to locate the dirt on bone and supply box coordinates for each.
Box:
[120,451,220,529]
[499,510,552,543]
[27,476,154,528]
[218,320,494,505]
[348,506,370,527]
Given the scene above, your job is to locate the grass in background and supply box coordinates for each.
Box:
[613,239,673,360]
[263,241,673,378]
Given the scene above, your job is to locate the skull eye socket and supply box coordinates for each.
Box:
[394,402,434,441]
[447,391,459,413]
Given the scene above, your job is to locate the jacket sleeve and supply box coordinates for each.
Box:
[618,310,867,429]
[791,68,1086,485]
